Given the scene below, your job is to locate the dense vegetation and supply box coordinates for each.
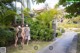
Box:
[1,0,80,47]
[0,0,63,46]
[25,9,59,41]
[0,26,15,47]
[59,0,80,17]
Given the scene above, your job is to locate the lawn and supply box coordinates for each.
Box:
[6,41,52,53]
[58,19,80,29]
[59,23,80,28]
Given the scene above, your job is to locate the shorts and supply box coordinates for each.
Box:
[25,36,31,40]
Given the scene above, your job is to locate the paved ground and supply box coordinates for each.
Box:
[37,31,77,53]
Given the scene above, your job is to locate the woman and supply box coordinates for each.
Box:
[14,25,19,47]
[21,25,25,47]
[25,24,31,45]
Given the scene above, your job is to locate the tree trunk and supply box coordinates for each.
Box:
[21,0,24,25]
[27,0,31,10]
[52,19,57,40]
[14,1,17,25]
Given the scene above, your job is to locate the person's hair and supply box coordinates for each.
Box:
[21,24,24,27]
[14,24,18,27]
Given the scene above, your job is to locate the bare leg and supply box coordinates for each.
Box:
[27,40,29,45]
[14,36,18,47]
[27,36,30,45]
[21,36,25,48]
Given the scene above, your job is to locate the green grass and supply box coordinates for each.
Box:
[74,28,80,32]
[6,41,52,53]
[59,23,80,28]
[58,19,80,28]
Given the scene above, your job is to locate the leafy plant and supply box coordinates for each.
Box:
[25,9,59,41]
[0,27,15,47]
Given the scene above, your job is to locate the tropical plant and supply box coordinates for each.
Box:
[0,0,17,26]
[0,10,17,26]
[25,9,60,41]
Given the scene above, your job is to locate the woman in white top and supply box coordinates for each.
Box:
[25,24,30,45]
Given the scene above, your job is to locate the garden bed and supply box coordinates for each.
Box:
[6,41,52,53]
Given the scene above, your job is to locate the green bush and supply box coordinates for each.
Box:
[56,30,62,36]
[0,27,15,47]
[26,18,53,41]
[61,28,65,33]
[25,9,59,41]
[57,27,65,33]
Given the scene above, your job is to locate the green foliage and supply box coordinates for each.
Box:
[59,23,80,28]
[25,9,60,41]
[0,0,17,26]
[59,0,66,5]
[0,10,17,26]
[57,27,65,33]
[35,0,45,3]
[56,30,62,36]
[27,18,53,41]
[72,16,80,23]
[36,9,58,24]
[23,8,31,17]
[0,0,15,4]
[59,0,80,16]
[65,14,73,18]
[0,27,15,47]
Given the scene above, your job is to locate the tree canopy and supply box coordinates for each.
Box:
[59,0,80,17]
[0,0,46,26]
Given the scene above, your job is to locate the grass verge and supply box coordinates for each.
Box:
[6,41,52,53]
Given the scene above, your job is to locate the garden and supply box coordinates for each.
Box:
[0,0,80,53]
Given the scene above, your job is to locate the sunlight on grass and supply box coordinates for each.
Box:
[7,41,52,53]
[59,23,80,28]
[74,28,80,32]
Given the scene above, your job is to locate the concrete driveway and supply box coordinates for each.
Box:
[37,31,77,53]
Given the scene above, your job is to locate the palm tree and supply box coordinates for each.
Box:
[14,0,17,25]
[16,0,46,25]
[0,0,17,26]
[21,0,24,25]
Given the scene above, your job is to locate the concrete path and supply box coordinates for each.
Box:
[37,31,77,53]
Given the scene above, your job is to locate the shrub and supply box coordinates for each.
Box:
[56,30,62,37]
[57,27,65,33]
[26,18,53,41]
[61,28,65,33]
[25,9,60,41]
[0,27,15,47]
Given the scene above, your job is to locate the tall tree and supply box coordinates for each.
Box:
[21,0,46,25]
